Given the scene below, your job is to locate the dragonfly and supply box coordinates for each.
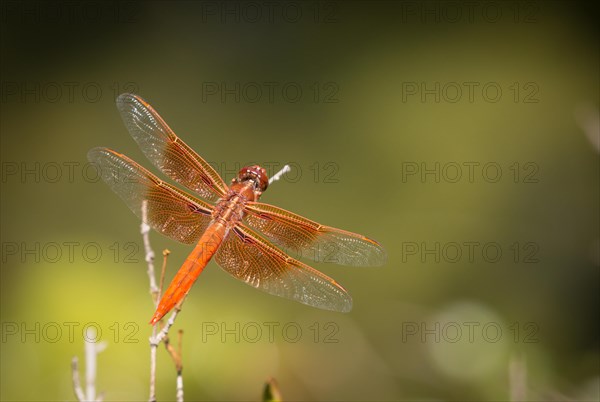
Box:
[88,94,386,325]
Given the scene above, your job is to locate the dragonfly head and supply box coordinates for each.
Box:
[237,165,269,193]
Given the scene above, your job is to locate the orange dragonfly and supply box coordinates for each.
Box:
[88,94,386,325]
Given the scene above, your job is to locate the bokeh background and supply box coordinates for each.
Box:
[1,1,598,400]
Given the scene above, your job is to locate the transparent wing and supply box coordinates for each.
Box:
[116,93,228,201]
[215,224,352,312]
[88,147,214,244]
[244,202,387,266]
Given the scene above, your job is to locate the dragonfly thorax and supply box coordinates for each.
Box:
[212,189,247,227]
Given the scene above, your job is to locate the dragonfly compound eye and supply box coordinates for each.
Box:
[238,165,269,192]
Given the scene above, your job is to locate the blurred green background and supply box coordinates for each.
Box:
[1,1,598,400]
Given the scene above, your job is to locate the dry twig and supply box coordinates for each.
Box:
[71,327,106,402]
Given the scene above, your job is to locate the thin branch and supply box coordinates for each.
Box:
[177,330,183,369]
[175,330,184,402]
[176,375,184,402]
[148,302,185,401]
[71,357,86,402]
[143,200,185,401]
[85,327,97,401]
[143,200,159,402]
[141,201,159,298]
[164,329,184,402]
[158,249,171,302]
[269,164,291,185]
[150,249,172,401]
[149,334,157,402]
[163,330,183,373]
[71,328,106,402]
[151,302,184,345]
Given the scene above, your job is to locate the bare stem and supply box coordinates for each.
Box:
[85,328,97,401]
[269,164,291,185]
[158,249,171,302]
[71,357,85,402]
[152,305,183,345]
[143,200,159,402]
[175,329,184,402]
[143,201,184,401]
[176,375,184,402]
[149,334,157,402]
[164,329,184,402]
[71,328,106,402]
[141,201,159,299]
